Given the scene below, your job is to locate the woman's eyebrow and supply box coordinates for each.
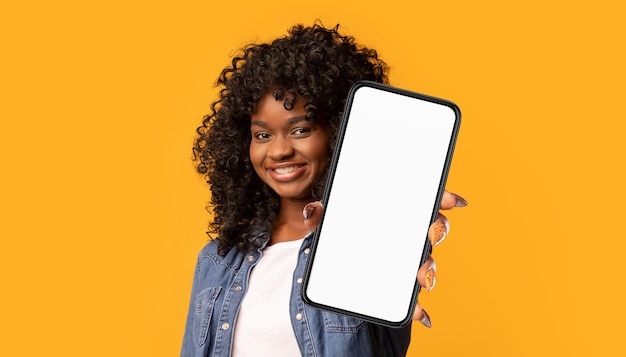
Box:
[250,120,267,128]
[250,115,307,127]
[286,115,307,124]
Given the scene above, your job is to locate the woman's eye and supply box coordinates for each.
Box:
[254,132,271,141]
[292,127,311,136]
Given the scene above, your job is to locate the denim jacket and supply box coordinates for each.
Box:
[181,232,412,357]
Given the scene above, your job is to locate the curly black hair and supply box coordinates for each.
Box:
[193,22,389,255]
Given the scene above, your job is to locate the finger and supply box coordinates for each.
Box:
[303,201,324,232]
[417,256,437,292]
[412,300,432,328]
[428,213,449,247]
[440,190,468,210]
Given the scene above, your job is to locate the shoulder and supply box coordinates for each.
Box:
[195,238,247,272]
[196,238,220,260]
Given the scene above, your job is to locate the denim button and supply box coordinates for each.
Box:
[247,255,254,261]
[296,278,303,284]
[304,248,310,255]
[234,285,242,291]
[221,323,230,330]
[296,313,303,321]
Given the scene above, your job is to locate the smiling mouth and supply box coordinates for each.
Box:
[272,165,303,174]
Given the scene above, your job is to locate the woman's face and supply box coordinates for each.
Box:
[249,92,330,202]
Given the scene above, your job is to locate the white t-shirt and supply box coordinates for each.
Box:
[231,238,304,356]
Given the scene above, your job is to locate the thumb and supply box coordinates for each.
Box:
[303,201,324,233]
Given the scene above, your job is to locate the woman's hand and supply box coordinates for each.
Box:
[302,190,468,328]
[413,190,467,327]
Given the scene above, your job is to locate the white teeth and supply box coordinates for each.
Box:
[273,166,301,174]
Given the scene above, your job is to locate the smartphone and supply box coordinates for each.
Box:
[301,81,461,327]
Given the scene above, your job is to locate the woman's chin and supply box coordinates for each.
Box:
[275,189,315,203]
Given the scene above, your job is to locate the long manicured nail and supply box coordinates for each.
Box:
[423,259,437,292]
[451,192,468,207]
[429,217,450,246]
[424,260,437,292]
[425,269,436,292]
[419,309,432,328]
[303,202,316,220]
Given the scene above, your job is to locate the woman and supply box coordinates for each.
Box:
[181,22,467,357]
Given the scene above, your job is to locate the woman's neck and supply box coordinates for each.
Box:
[270,199,310,245]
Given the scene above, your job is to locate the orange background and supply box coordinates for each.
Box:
[1,0,624,356]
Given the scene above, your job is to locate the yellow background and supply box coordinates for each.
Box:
[1,0,624,356]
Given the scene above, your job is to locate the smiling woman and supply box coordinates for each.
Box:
[182,22,466,357]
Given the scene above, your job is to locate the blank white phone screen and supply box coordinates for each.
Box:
[303,82,459,326]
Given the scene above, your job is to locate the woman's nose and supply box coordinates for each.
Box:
[268,135,294,160]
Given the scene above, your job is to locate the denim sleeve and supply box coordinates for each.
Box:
[180,252,202,357]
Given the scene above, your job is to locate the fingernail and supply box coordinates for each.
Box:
[430,219,449,246]
[451,192,468,207]
[425,269,437,292]
[424,259,437,291]
[419,309,432,328]
[303,203,316,220]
